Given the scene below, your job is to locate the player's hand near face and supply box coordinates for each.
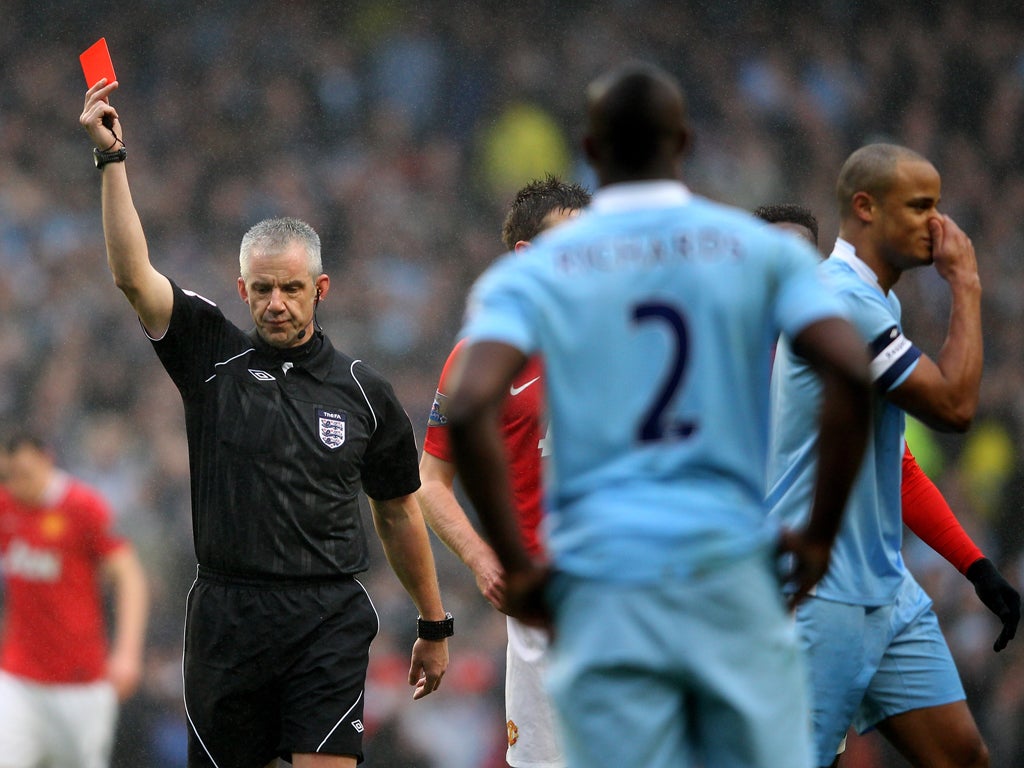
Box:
[929,214,978,288]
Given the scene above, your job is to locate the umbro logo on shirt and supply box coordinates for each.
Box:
[351,720,364,733]
[249,369,276,381]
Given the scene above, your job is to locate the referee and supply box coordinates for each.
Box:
[81,82,451,768]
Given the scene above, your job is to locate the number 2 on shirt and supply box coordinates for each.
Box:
[632,302,697,442]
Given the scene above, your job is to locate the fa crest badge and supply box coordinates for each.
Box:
[317,408,347,449]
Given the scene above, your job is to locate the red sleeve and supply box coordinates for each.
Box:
[901,443,983,574]
[422,340,467,463]
[71,481,126,561]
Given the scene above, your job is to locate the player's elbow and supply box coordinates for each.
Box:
[111,271,148,307]
[936,406,975,434]
[107,255,139,290]
[924,395,978,433]
[110,270,133,295]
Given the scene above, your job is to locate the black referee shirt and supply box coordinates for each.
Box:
[149,281,421,578]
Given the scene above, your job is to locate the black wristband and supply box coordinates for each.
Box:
[93,146,127,170]
[417,612,454,641]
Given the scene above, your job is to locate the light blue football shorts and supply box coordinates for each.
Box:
[796,574,965,767]
[544,548,813,768]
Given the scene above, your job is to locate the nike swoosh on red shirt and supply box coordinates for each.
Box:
[509,376,541,396]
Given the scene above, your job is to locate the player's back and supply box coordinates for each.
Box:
[464,185,836,581]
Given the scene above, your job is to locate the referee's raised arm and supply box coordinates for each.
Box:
[80,79,173,338]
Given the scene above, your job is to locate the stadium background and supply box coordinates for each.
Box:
[4,1,1024,765]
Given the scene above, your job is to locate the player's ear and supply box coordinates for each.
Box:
[237,276,248,303]
[676,124,690,158]
[851,191,875,224]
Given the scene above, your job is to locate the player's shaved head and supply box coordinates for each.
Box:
[836,143,930,218]
[584,61,690,185]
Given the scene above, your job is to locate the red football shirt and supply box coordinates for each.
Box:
[0,474,125,683]
[424,340,547,557]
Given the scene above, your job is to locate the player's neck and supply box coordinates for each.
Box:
[838,232,900,293]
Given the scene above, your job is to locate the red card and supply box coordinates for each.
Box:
[80,38,116,88]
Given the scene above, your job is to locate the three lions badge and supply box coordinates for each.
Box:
[317,408,347,449]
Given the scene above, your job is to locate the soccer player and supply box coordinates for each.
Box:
[766,144,1006,768]
[754,202,1019,655]
[0,433,148,768]
[80,80,450,768]
[753,203,820,250]
[443,61,873,768]
[418,175,590,768]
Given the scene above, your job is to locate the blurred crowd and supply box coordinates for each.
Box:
[3,1,1024,765]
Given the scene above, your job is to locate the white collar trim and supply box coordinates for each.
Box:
[41,470,70,507]
[830,238,884,293]
[590,181,693,213]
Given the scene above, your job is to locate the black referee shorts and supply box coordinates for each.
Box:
[183,568,379,767]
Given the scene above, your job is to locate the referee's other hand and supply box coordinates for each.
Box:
[409,637,448,699]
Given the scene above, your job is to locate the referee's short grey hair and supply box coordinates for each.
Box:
[239,217,323,280]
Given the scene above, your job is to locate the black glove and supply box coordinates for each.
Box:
[965,557,1021,652]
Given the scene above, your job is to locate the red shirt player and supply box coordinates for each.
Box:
[418,176,590,768]
[0,433,148,767]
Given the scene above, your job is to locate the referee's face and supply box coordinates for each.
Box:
[238,241,328,348]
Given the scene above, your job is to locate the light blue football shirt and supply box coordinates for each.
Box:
[460,181,844,583]
[767,238,922,605]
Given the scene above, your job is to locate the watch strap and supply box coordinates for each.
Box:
[417,612,454,641]
[94,146,127,169]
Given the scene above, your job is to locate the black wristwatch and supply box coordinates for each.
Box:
[417,612,455,641]
[93,146,127,169]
